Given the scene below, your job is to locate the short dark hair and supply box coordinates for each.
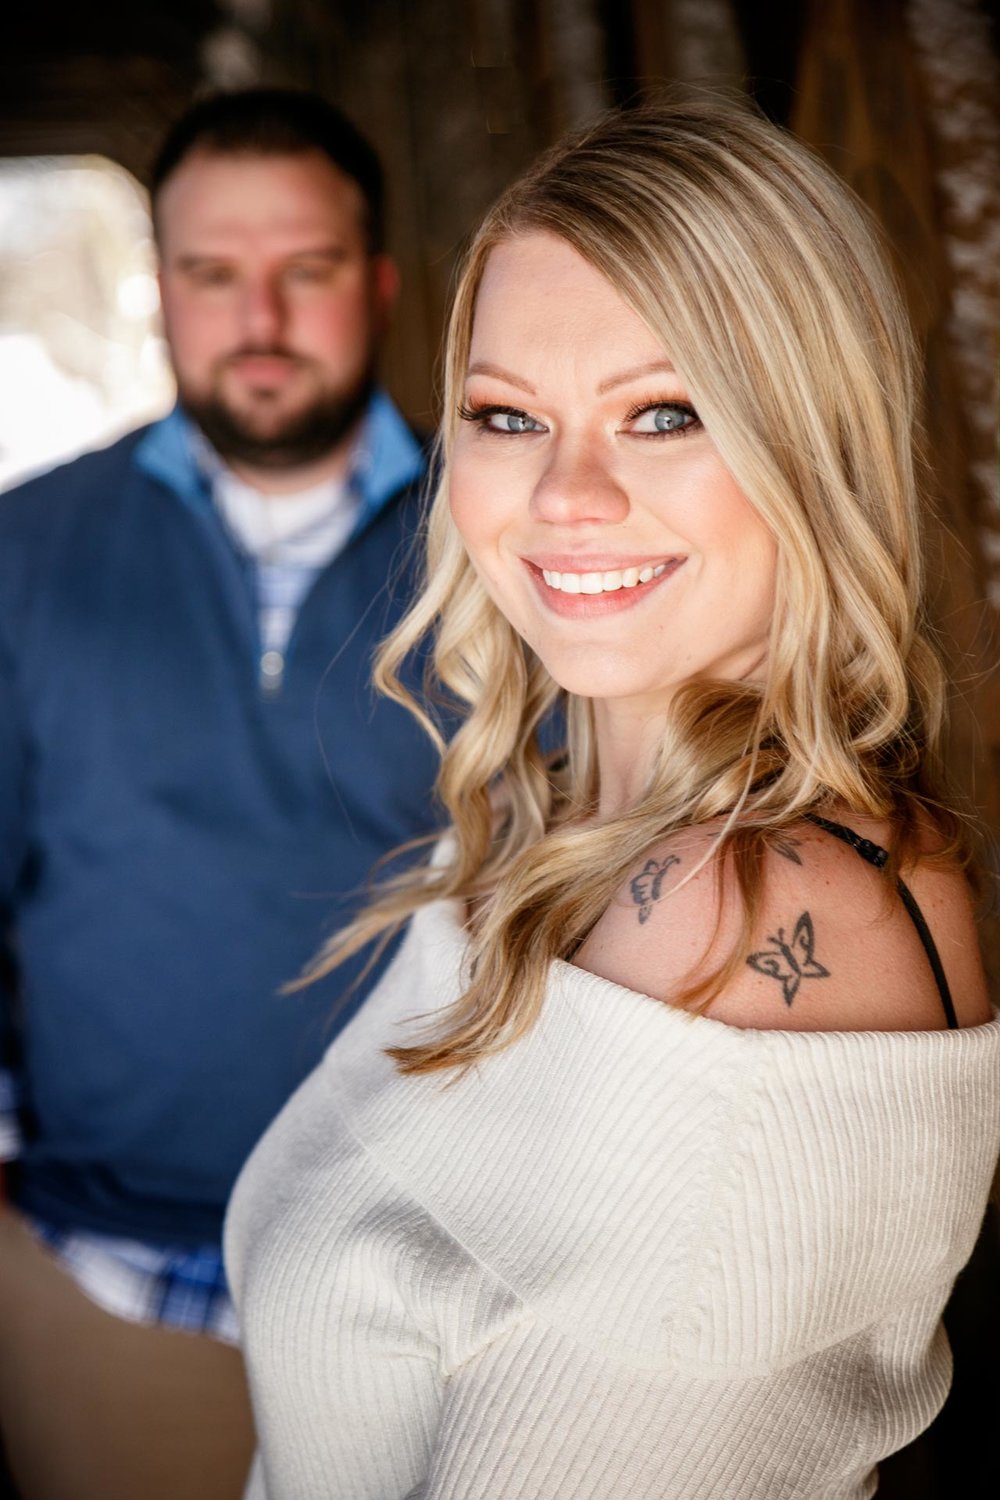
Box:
[150,87,386,252]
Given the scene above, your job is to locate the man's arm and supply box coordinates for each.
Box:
[0,623,30,1194]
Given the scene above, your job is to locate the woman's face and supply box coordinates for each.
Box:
[449,232,778,720]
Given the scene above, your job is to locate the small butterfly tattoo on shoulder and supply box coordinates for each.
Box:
[629,854,681,924]
[746,911,830,1005]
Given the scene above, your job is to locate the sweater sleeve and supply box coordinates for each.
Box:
[412,1281,951,1500]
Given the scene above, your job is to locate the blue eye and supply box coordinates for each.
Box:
[628,402,700,436]
[491,410,542,433]
[654,407,690,432]
[458,403,546,435]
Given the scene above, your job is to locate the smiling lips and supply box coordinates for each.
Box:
[526,557,685,613]
[542,562,669,594]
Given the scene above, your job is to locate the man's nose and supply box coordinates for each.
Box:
[240,277,285,344]
[529,444,629,525]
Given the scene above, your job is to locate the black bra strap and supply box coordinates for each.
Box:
[803,813,959,1030]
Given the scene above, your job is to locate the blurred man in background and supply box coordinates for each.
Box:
[0,88,441,1500]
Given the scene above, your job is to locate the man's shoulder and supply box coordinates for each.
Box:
[357,390,431,518]
[0,424,158,529]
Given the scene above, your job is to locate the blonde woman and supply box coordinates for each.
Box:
[226,99,1000,1499]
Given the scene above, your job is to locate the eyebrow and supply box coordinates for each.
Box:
[173,244,348,270]
[597,359,676,393]
[282,245,349,261]
[465,357,677,396]
[465,361,537,395]
[174,254,228,271]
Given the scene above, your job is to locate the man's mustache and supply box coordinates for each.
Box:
[217,347,311,369]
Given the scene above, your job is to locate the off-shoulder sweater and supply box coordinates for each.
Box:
[225,894,1000,1500]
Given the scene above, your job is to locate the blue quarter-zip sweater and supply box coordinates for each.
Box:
[0,406,442,1245]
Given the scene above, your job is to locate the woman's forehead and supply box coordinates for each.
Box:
[467,234,665,372]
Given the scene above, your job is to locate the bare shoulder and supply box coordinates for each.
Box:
[891,843,992,1028]
[574,816,992,1033]
[573,824,729,1005]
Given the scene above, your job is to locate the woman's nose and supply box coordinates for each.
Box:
[529,446,629,525]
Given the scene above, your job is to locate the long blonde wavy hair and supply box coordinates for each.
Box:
[307,95,965,1072]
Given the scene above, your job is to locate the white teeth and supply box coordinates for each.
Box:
[540,563,672,594]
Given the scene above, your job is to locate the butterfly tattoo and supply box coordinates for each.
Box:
[629,854,681,924]
[708,831,804,866]
[771,834,803,865]
[746,911,830,1005]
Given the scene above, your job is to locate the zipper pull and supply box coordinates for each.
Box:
[259,649,285,695]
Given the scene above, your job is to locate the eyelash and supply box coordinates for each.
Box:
[457,402,533,433]
[456,398,702,438]
[623,399,702,437]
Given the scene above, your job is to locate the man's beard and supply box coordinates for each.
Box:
[179,354,376,472]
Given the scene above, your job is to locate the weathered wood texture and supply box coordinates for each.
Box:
[0,6,219,179]
[792,0,1000,986]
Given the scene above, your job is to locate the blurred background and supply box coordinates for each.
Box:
[1,1,998,1494]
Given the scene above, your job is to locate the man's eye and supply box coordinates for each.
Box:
[192,267,235,288]
[286,264,332,285]
[627,402,700,436]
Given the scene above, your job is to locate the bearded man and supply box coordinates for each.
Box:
[0,89,441,1500]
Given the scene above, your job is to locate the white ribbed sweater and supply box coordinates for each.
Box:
[225,895,1000,1500]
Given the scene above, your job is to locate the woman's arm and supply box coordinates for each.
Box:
[414,1285,951,1499]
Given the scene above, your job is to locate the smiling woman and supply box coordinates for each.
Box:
[449,232,777,729]
[225,96,1000,1500]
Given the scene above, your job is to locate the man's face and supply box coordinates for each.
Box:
[156,149,398,478]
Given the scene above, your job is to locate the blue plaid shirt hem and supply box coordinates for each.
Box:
[29,1215,238,1344]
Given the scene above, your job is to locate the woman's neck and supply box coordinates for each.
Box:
[592,699,670,818]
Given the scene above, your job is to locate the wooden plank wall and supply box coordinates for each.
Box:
[1,6,217,179]
[790,0,1000,981]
